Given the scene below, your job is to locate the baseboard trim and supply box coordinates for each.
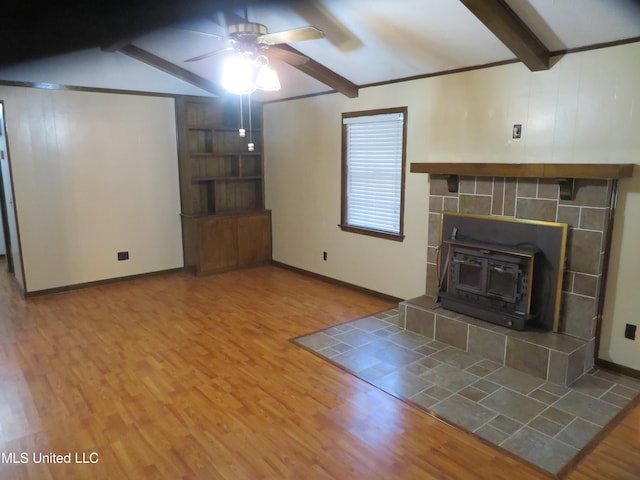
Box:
[595,358,640,380]
[271,260,403,304]
[24,267,186,298]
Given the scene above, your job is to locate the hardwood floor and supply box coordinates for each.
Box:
[0,263,638,479]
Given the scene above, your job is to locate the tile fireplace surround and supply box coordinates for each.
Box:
[416,164,635,383]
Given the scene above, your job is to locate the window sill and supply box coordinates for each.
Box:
[338,224,405,242]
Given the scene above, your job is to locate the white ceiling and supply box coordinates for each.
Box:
[5,0,640,101]
[129,0,640,102]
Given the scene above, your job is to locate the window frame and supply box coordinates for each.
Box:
[339,106,408,241]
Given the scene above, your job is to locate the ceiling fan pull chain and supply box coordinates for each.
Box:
[248,94,254,151]
[239,95,245,137]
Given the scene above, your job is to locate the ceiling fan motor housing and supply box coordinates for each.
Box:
[228,22,271,56]
[228,22,269,39]
[184,19,317,65]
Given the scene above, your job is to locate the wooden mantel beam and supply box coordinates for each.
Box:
[410,163,635,200]
[460,0,550,71]
[410,163,634,179]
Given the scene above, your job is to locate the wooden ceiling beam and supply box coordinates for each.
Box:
[460,0,550,71]
[119,44,225,97]
[276,44,359,98]
[119,43,358,99]
[102,35,144,53]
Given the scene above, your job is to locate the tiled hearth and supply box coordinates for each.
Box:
[403,296,592,386]
[294,169,638,475]
[293,308,640,476]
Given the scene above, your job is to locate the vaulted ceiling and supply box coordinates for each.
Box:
[2,0,640,102]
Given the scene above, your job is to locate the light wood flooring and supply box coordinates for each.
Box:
[0,263,638,479]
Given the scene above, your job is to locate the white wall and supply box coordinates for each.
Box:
[0,86,184,292]
[0,46,211,292]
[0,48,213,96]
[264,42,640,370]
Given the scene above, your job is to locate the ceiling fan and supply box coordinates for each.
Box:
[183,8,325,67]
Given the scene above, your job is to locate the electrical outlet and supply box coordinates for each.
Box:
[117,251,129,261]
[323,251,327,261]
[624,323,636,340]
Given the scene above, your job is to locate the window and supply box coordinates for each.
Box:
[340,107,407,241]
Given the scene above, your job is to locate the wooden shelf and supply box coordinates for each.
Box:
[186,125,262,133]
[190,152,262,158]
[214,128,262,133]
[192,176,262,183]
[180,209,267,219]
[410,163,635,200]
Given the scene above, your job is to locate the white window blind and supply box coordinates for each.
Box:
[343,112,404,235]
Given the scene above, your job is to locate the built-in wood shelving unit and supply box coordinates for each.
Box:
[176,95,271,275]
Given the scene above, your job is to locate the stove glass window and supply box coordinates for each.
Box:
[487,264,518,302]
[457,260,483,293]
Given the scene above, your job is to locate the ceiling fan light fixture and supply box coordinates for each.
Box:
[184,10,324,94]
[222,56,256,95]
[255,64,281,91]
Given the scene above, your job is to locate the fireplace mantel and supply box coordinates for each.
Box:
[410,163,635,199]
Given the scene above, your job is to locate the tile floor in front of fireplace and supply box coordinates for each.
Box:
[293,309,640,476]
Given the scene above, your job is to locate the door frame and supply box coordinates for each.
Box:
[0,101,15,273]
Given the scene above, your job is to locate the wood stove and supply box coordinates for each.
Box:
[439,238,538,330]
[437,213,568,332]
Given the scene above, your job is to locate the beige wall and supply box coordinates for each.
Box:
[264,92,429,301]
[0,86,184,292]
[264,42,640,369]
[602,172,640,369]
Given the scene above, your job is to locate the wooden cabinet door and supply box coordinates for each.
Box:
[197,216,238,274]
[237,212,272,267]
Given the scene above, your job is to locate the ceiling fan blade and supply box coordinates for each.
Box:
[184,47,232,62]
[259,26,324,45]
[266,46,310,66]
